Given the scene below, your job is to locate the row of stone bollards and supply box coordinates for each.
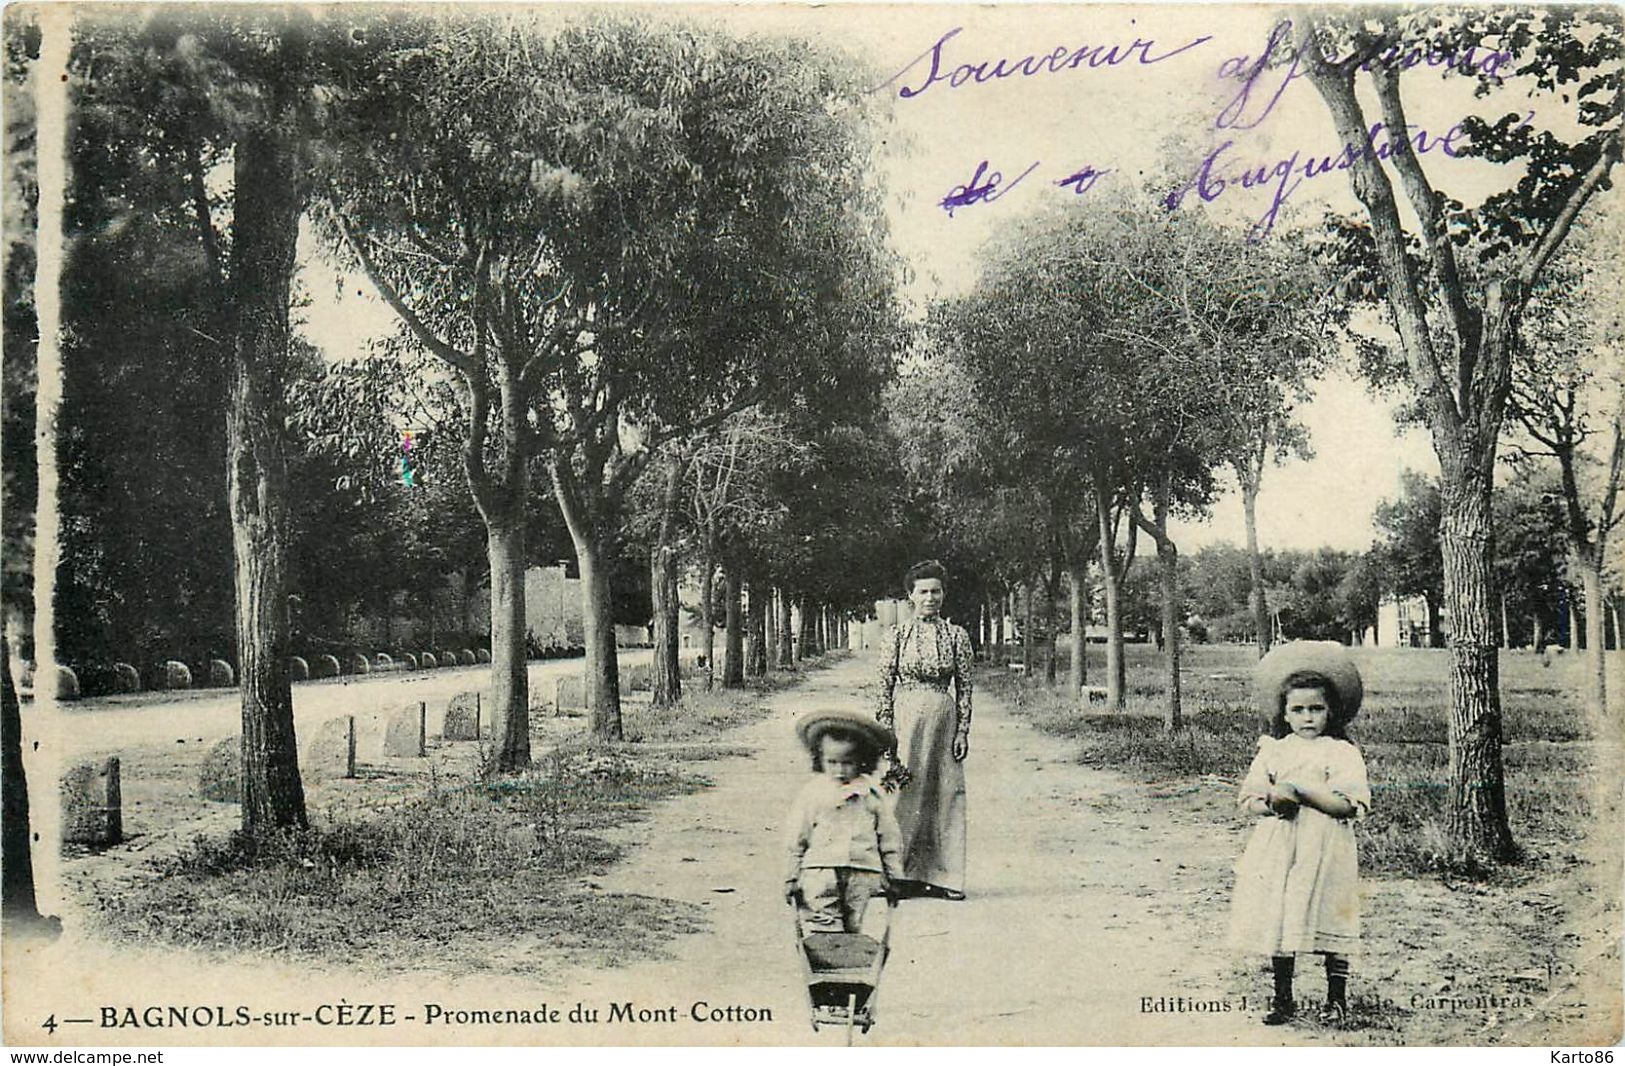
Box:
[21,648,495,701]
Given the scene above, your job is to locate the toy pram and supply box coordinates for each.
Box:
[790,892,897,1042]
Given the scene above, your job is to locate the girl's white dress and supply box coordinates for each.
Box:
[1227,734,1370,957]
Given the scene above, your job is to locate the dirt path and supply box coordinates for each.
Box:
[557,654,1311,1046]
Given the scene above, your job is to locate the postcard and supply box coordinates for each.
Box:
[2,2,1621,1050]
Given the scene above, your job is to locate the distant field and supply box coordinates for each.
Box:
[997,641,1614,875]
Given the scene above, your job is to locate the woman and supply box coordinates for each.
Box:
[875,560,973,900]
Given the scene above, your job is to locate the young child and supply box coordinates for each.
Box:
[1228,641,1371,1026]
[784,708,905,932]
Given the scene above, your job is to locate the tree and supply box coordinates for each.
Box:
[1283,9,1622,859]
[332,15,898,744]
[69,9,425,827]
[1374,471,1446,647]
[683,412,809,690]
[1508,212,1625,709]
[1336,549,1386,645]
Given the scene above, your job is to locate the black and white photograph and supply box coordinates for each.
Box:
[1,1,1621,1050]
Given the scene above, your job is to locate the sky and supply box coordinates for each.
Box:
[295,3,1559,555]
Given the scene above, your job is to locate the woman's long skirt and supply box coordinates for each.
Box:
[892,685,967,893]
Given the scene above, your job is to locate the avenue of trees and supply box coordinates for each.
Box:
[915,192,1336,728]
[3,9,910,846]
[2,6,1621,924]
[897,8,1623,864]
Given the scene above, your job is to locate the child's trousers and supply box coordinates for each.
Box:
[798,868,883,932]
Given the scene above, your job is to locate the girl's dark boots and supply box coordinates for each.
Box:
[1264,955,1296,1025]
[1322,954,1350,1025]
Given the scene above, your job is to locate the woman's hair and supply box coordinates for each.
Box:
[809,726,883,775]
[1269,670,1354,739]
[904,559,948,593]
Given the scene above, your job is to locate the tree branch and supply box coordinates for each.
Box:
[185,139,223,290]
[1298,22,1463,437]
[1371,64,1481,400]
[334,212,476,377]
[1518,126,1625,295]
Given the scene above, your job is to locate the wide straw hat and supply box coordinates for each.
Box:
[1254,640,1365,720]
[795,707,896,755]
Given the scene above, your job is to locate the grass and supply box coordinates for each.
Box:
[995,643,1598,879]
[91,652,853,974]
[96,749,707,974]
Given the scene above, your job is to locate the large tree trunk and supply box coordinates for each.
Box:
[574,529,622,740]
[746,583,767,677]
[989,593,1004,664]
[1579,553,1608,714]
[650,455,684,709]
[776,593,794,668]
[723,567,744,687]
[2,638,40,925]
[487,520,530,768]
[228,128,306,833]
[797,596,814,659]
[763,588,777,673]
[650,541,681,709]
[1144,474,1183,730]
[700,542,716,690]
[1243,477,1270,658]
[1094,474,1126,711]
[1157,537,1181,728]
[1044,559,1060,685]
[1022,581,1035,674]
[1440,461,1515,860]
[1067,562,1088,697]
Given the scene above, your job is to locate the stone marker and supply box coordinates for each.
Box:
[54,665,81,700]
[304,716,358,781]
[164,660,192,690]
[375,652,393,669]
[554,674,585,712]
[622,663,652,692]
[401,652,418,669]
[420,652,438,669]
[439,649,457,667]
[317,654,341,678]
[289,656,309,681]
[62,757,122,845]
[476,649,491,664]
[383,701,427,757]
[442,691,481,741]
[351,654,371,675]
[112,662,141,693]
[209,659,234,687]
[459,649,477,666]
[198,738,239,803]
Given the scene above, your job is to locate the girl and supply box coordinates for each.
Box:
[784,709,905,932]
[1228,641,1371,1026]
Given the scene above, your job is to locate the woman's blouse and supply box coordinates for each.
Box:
[875,618,974,735]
